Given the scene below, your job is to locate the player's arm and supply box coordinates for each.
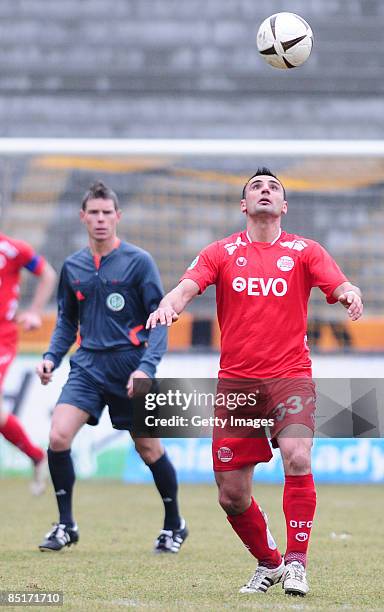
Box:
[17,259,57,331]
[331,281,363,321]
[146,279,200,329]
[36,264,79,385]
[307,242,363,322]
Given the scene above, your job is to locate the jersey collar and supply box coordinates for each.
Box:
[89,238,120,270]
[246,228,282,245]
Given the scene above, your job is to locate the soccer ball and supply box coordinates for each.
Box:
[256,12,313,69]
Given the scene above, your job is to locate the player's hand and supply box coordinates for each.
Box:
[146,307,179,329]
[36,359,55,385]
[338,291,363,321]
[127,369,151,398]
[16,310,42,331]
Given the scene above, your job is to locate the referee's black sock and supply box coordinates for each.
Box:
[148,452,181,531]
[47,448,75,528]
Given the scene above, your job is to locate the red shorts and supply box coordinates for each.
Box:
[212,437,273,471]
[0,344,17,391]
[212,377,316,472]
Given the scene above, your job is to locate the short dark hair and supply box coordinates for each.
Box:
[242,167,286,199]
[81,181,119,211]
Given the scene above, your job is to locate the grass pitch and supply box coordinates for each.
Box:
[1,479,383,611]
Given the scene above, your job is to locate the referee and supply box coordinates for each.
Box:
[36,181,187,554]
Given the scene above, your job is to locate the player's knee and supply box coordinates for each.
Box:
[284,447,311,474]
[49,427,72,451]
[218,485,250,515]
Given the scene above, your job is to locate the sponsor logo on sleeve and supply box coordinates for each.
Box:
[187,256,199,270]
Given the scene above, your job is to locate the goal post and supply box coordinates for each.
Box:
[1,138,384,156]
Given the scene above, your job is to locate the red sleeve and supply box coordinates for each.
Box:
[15,239,45,276]
[306,242,347,304]
[180,241,220,294]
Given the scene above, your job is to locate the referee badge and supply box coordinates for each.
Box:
[106,292,125,311]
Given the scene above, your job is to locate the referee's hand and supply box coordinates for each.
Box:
[36,359,55,385]
[127,369,151,398]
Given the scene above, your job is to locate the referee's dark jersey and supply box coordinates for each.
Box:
[44,240,167,378]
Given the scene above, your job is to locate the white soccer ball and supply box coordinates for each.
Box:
[256,12,313,69]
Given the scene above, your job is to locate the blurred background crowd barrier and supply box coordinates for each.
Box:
[0,142,383,353]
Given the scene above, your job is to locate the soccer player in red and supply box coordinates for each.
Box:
[146,168,363,597]
[0,232,56,494]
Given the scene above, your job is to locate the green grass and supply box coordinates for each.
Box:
[1,480,383,611]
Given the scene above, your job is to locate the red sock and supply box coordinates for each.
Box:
[227,497,282,568]
[0,413,45,464]
[283,473,317,567]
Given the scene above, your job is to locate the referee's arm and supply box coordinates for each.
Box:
[43,264,79,369]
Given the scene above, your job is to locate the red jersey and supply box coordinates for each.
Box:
[0,233,45,345]
[181,229,347,379]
